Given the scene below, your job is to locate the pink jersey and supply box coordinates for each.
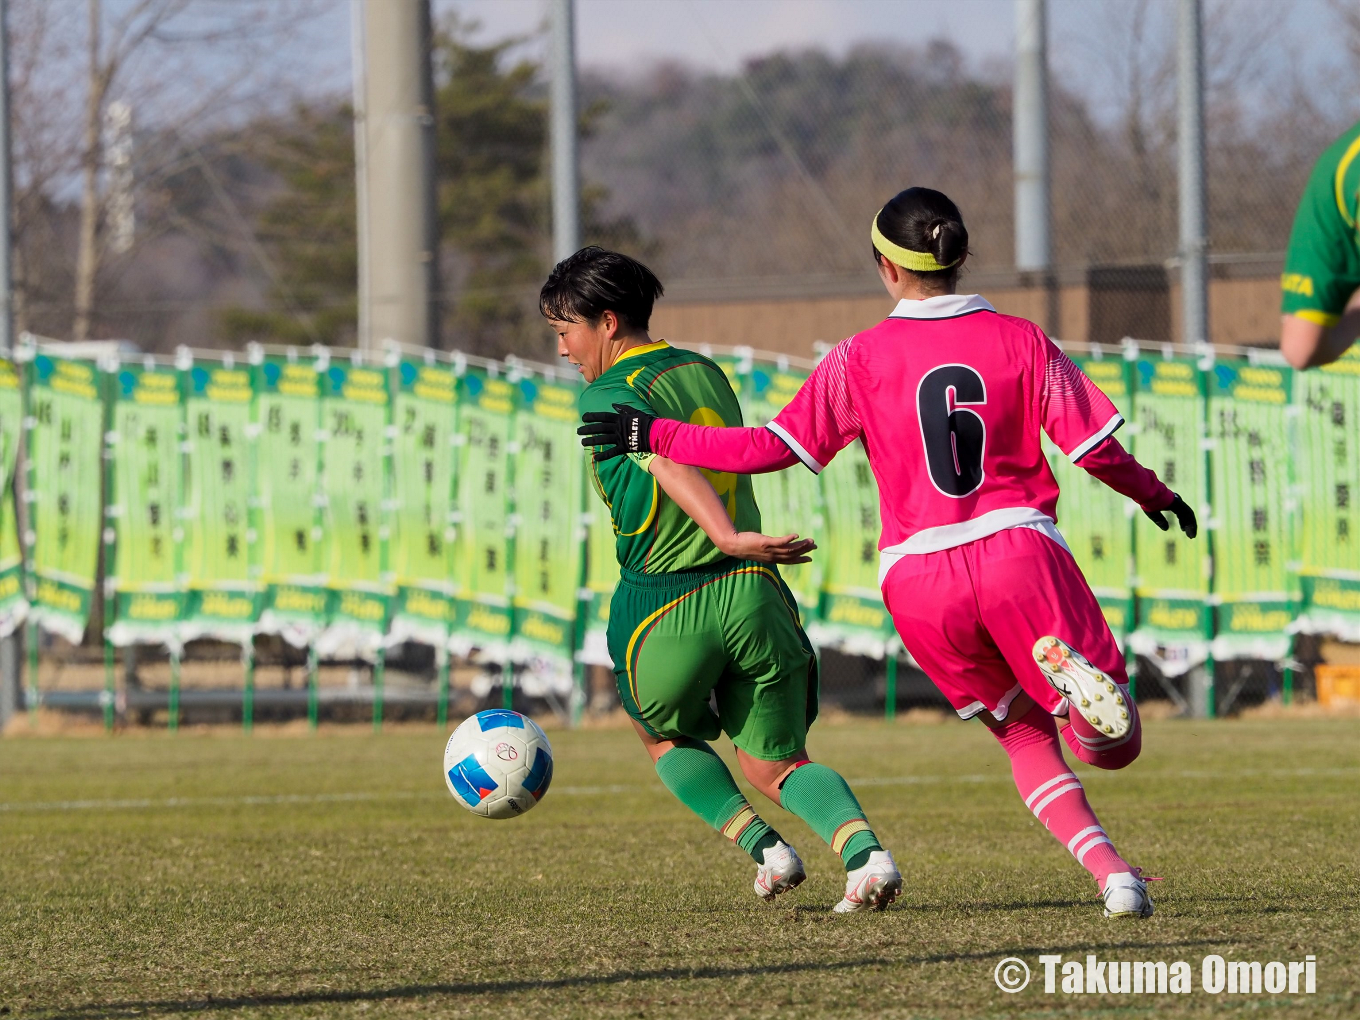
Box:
[650,295,1179,580]
[764,295,1123,559]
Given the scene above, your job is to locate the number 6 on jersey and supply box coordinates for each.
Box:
[917,363,986,497]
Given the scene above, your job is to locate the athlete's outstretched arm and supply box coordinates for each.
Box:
[579,404,800,473]
[1077,436,1197,537]
[648,456,815,564]
[579,339,863,474]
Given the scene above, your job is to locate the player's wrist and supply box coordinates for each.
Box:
[649,416,678,456]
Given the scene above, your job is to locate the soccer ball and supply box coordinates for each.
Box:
[443,709,554,819]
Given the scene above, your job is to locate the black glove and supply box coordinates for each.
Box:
[1143,493,1197,538]
[578,403,656,461]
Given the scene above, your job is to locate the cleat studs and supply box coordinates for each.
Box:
[1094,693,1103,701]
[1119,710,1129,719]
[1080,699,1091,707]
[1103,724,1114,734]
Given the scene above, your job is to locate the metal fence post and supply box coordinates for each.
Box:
[1178,0,1208,348]
[550,0,580,264]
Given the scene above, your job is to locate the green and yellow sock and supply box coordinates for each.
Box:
[654,743,782,862]
[778,762,882,871]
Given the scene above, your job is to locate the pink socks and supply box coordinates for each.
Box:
[1058,689,1143,770]
[990,706,1132,889]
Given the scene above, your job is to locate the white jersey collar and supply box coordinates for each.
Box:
[887,293,994,320]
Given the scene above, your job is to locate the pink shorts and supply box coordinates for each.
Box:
[881,526,1127,721]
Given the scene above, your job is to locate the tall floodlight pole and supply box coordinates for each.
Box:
[1013,0,1050,274]
[350,0,371,351]
[1177,0,1208,350]
[550,0,580,265]
[0,0,15,735]
[361,0,438,350]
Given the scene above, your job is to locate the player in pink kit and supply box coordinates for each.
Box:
[579,188,1198,919]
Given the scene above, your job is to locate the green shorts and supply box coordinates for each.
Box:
[607,558,819,761]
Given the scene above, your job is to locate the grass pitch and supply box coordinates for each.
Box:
[1,715,1357,1019]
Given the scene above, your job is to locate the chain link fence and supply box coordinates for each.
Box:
[10,0,1360,730]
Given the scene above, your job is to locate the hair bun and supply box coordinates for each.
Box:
[931,220,966,267]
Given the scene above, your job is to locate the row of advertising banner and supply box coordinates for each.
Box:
[1,339,1358,694]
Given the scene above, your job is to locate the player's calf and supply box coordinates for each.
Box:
[1057,699,1142,770]
[652,742,804,900]
[991,706,1153,919]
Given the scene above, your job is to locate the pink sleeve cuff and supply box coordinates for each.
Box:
[1077,436,1175,511]
[650,418,801,474]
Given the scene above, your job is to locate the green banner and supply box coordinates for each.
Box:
[450,367,515,658]
[510,374,585,671]
[0,358,27,635]
[811,437,894,657]
[388,358,458,648]
[1294,346,1360,637]
[180,361,257,644]
[745,361,822,617]
[1130,358,1210,668]
[105,363,184,647]
[580,477,619,667]
[1049,357,1134,636]
[317,357,391,658]
[255,357,324,646]
[1206,361,1295,660]
[27,355,103,644]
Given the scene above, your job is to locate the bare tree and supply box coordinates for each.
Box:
[61,0,330,342]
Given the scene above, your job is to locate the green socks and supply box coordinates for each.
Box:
[654,744,782,862]
[779,762,883,871]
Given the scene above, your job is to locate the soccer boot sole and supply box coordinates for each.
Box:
[1032,636,1131,740]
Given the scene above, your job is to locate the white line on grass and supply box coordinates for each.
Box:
[0,767,1353,814]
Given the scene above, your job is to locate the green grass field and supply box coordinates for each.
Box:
[2,715,1357,1019]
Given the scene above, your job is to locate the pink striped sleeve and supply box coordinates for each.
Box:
[649,417,800,474]
[1041,341,1124,462]
[765,338,862,473]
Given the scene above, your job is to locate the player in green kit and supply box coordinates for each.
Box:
[1280,120,1360,368]
[541,247,901,912]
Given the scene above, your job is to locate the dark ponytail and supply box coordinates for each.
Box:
[872,187,969,290]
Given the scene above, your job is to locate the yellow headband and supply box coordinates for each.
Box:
[870,212,960,272]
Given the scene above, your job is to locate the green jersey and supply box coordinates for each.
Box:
[1282,120,1360,325]
[581,340,760,574]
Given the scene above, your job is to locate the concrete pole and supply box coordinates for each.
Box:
[1013,0,1050,273]
[1177,0,1208,348]
[350,0,371,351]
[361,0,438,350]
[550,0,580,265]
[0,0,15,733]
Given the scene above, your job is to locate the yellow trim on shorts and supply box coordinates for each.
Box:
[623,565,781,710]
[830,818,873,855]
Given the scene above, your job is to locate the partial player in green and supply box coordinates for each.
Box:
[1280,119,1360,368]
[541,246,901,911]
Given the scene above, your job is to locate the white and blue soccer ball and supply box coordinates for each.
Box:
[443,709,554,819]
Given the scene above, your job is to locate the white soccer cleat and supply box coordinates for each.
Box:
[832,849,902,913]
[1032,636,1132,740]
[1102,870,1155,918]
[753,841,806,902]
